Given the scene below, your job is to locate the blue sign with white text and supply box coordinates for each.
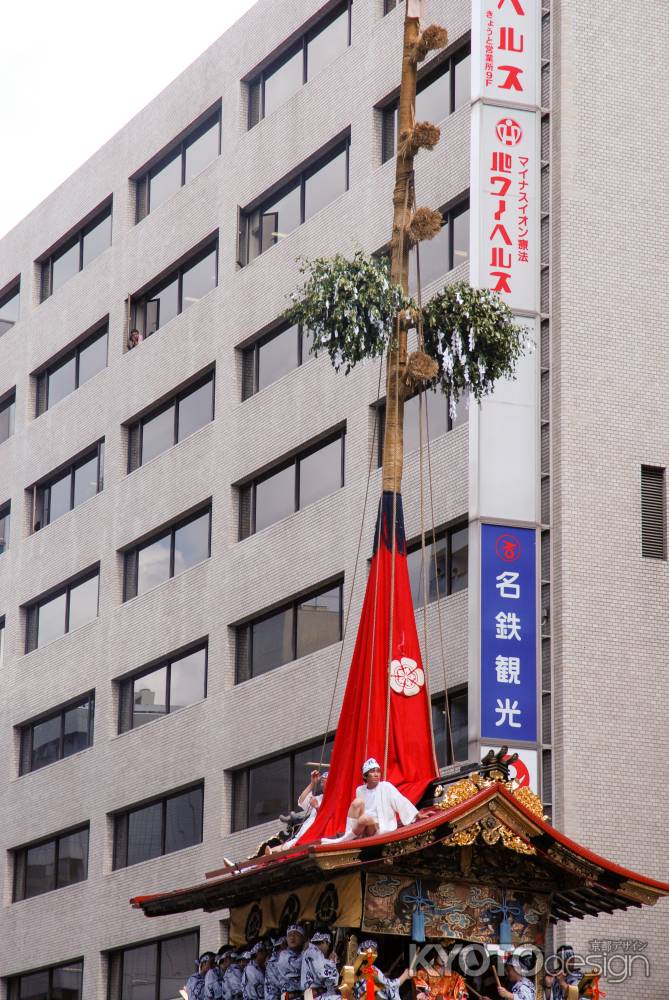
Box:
[481,524,537,741]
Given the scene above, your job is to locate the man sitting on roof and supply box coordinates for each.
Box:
[325,758,418,842]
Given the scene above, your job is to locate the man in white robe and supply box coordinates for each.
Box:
[324,758,417,842]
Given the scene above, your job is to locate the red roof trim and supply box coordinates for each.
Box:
[130,783,669,909]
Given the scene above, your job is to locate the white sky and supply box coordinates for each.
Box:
[0,0,258,238]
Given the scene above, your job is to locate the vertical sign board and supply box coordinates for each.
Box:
[468,0,543,780]
[480,524,537,742]
[471,0,541,107]
[470,104,540,313]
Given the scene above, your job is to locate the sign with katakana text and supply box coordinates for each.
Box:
[480,524,537,741]
[472,0,541,107]
[472,103,539,313]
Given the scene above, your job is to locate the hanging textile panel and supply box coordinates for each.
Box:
[362,873,550,946]
[230,874,362,944]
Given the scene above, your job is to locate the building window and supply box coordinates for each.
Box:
[113,784,203,869]
[127,372,215,472]
[32,441,104,531]
[407,522,468,606]
[248,2,352,128]
[108,931,199,1000]
[641,465,666,559]
[25,569,100,653]
[0,389,16,444]
[377,387,467,468]
[136,109,222,222]
[13,826,89,901]
[381,47,471,163]
[241,322,313,399]
[0,278,20,336]
[0,501,10,554]
[232,736,334,831]
[239,430,345,538]
[40,202,112,300]
[432,688,468,766]
[238,137,350,265]
[0,616,5,667]
[130,239,218,340]
[35,324,108,416]
[7,961,83,1000]
[118,644,207,733]
[19,694,95,776]
[236,581,342,683]
[383,0,397,13]
[124,506,212,601]
[408,199,470,292]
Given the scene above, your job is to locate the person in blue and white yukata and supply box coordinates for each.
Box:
[300,931,340,999]
[265,937,288,1000]
[224,951,247,1000]
[187,952,216,1000]
[488,955,535,1000]
[352,940,412,1000]
[205,946,233,999]
[243,941,268,1000]
[544,946,583,1000]
[277,925,306,1000]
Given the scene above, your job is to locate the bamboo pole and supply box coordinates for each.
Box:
[381,5,420,495]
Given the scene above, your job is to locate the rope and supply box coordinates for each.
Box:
[412,182,455,767]
[383,164,412,779]
[383,312,400,780]
[319,355,385,768]
[425,397,456,765]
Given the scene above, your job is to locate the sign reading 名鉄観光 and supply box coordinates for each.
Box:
[480,524,537,741]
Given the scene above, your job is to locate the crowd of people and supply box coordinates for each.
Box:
[184,928,414,1000]
[184,927,588,1000]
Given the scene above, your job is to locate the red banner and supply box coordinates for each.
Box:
[298,493,438,843]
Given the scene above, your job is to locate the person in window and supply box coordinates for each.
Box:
[243,942,267,1000]
[277,925,307,999]
[324,758,417,843]
[301,931,340,1000]
[128,328,144,350]
[206,947,233,999]
[188,952,216,1000]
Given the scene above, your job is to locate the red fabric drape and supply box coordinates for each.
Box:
[298,492,439,844]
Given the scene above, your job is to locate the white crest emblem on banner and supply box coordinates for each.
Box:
[390,657,425,697]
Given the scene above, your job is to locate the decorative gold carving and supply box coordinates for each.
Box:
[434,773,543,855]
[545,846,601,881]
[382,830,436,858]
[617,881,661,905]
[317,850,361,870]
[513,785,545,819]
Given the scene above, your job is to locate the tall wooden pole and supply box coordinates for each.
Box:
[382,8,420,495]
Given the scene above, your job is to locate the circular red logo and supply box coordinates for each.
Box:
[495,533,521,562]
[505,755,531,788]
[495,117,523,146]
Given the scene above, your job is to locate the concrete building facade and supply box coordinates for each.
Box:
[0,0,666,997]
